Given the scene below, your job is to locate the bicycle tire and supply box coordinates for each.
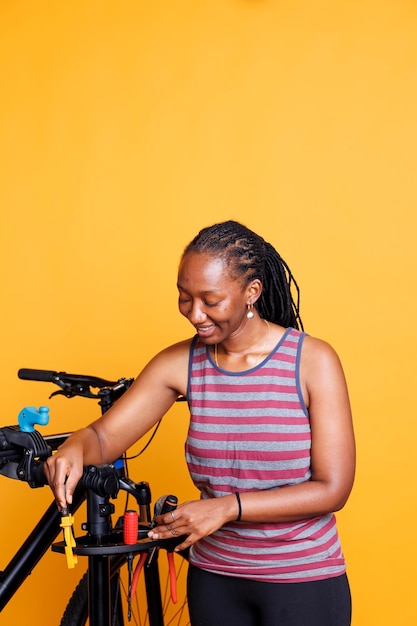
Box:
[60,551,190,626]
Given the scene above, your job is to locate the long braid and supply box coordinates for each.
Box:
[257,242,303,330]
[182,220,303,330]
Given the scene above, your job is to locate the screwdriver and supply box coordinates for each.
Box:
[147,495,178,566]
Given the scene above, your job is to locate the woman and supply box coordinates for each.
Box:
[45,220,355,626]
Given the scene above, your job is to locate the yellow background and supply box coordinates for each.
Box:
[1,1,416,624]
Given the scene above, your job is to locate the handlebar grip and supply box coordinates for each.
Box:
[154,494,178,517]
[18,369,57,382]
[161,495,178,514]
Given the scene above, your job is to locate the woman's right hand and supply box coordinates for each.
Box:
[44,429,93,510]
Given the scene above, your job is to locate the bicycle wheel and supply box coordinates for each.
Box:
[60,551,190,626]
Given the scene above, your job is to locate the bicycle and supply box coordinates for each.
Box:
[0,368,190,626]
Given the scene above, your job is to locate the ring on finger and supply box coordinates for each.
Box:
[170,511,176,522]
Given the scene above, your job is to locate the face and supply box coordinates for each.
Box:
[177,252,254,343]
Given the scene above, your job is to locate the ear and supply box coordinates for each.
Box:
[246,279,263,305]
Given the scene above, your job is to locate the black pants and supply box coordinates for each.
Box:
[187,564,351,626]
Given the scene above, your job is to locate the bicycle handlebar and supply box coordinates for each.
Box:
[1,368,185,485]
[18,368,119,388]
[18,368,134,402]
[17,368,185,404]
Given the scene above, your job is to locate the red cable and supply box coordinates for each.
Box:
[167,552,177,604]
[131,552,147,598]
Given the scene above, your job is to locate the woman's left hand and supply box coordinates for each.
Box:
[148,495,237,552]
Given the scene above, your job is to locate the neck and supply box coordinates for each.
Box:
[213,318,271,368]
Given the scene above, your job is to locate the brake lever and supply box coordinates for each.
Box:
[49,388,98,400]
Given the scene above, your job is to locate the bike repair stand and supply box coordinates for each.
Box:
[52,465,166,626]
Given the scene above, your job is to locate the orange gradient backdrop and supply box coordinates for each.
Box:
[1,1,416,624]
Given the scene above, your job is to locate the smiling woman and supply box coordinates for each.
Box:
[43,219,355,626]
[177,220,303,371]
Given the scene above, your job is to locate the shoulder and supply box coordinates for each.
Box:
[301,333,341,364]
[145,337,195,371]
[153,337,195,360]
[303,333,337,358]
[147,338,193,377]
[299,333,348,401]
[140,337,195,398]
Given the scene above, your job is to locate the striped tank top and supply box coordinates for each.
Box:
[185,327,346,583]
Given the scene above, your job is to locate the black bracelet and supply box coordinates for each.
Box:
[235,491,242,522]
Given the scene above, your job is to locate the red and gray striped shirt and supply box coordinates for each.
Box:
[185,327,346,582]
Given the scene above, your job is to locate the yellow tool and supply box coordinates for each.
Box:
[60,507,78,569]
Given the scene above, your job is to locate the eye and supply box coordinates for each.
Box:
[204,300,219,308]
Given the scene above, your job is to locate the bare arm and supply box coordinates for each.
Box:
[151,336,355,550]
[222,336,355,521]
[44,340,191,509]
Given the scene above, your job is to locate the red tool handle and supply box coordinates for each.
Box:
[124,510,138,545]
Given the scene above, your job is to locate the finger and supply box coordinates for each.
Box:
[166,524,180,536]
[148,523,191,543]
[45,458,78,509]
[63,475,81,505]
[154,512,181,527]
[147,524,178,540]
[43,460,62,507]
[51,484,67,510]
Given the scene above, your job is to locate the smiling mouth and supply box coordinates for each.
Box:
[195,324,216,337]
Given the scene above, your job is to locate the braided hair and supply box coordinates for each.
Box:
[182,220,303,330]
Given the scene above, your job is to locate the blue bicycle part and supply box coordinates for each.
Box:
[18,406,50,432]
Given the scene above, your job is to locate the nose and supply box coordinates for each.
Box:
[187,301,207,325]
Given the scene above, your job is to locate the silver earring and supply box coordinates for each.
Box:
[247,304,254,319]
